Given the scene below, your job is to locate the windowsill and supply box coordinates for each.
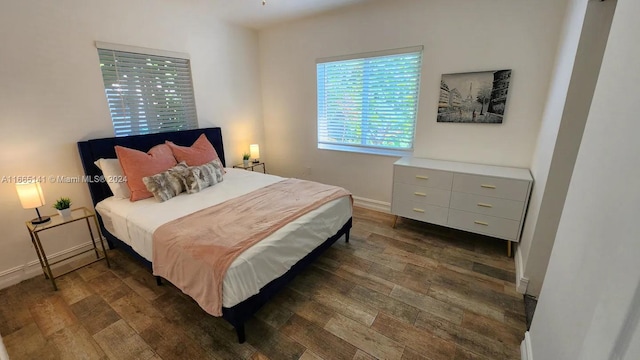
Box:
[318,143,412,157]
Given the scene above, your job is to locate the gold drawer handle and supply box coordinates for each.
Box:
[474,221,489,226]
[414,192,426,197]
[477,203,493,208]
[481,184,496,189]
[415,175,429,180]
[413,208,425,213]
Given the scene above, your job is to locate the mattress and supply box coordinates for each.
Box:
[95,168,352,308]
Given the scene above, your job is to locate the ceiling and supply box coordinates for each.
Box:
[209,0,377,30]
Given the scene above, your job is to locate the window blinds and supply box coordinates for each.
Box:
[317,46,423,152]
[97,47,198,137]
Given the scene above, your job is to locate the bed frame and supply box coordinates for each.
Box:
[77,127,352,343]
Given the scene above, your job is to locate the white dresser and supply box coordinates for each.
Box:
[391,157,533,254]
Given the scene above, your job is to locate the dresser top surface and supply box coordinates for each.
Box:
[394,157,533,181]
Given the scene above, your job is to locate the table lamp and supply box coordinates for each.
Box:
[16,181,50,225]
[250,144,260,163]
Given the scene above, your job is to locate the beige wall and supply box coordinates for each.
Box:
[527,0,639,357]
[258,0,567,204]
[518,0,586,275]
[0,0,263,287]
[517,0,617,296]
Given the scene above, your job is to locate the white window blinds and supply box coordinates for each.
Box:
[97,45,198,137]
[317,46,423,154]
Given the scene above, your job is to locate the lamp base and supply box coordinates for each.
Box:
[30,216,51,225]
[252,159,260,163]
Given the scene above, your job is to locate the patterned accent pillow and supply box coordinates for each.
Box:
[183,159,225,194]
[142,162,189,202]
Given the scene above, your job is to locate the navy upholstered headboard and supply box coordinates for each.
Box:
[77,127,225,207]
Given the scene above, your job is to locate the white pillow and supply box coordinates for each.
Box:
[94,158,131,199]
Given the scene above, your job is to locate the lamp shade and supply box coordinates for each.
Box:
[250,144,260,159]
[16,182,45,209]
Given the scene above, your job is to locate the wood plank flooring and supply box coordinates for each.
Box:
[0,207,526,359]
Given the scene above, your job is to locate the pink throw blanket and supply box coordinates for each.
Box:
[152,178,352,316]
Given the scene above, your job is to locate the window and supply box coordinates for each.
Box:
[96,42,198,137]
[317,46,423,155]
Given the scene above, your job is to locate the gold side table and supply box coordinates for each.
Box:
[232,162,267,174]
[25,207,110,290]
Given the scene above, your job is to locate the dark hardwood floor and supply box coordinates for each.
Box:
[0,207,526,359]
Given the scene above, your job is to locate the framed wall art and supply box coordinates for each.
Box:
[437,69,512,124]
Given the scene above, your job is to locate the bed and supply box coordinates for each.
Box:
[77,127,352,343]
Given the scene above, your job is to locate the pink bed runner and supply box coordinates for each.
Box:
[152,178,352,316]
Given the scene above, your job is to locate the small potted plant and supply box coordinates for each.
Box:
[242,153,250,167]
[53,197,72,219]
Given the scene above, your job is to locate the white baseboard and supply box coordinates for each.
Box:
[0,333,8,360]
[521,331,533,360]
[0,239,108,290]
[352,196,391,213]
[515,246,529,294]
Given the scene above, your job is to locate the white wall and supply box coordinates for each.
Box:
[527,0,640,358]
[517,0,616,296]
[0,0,263,288]
[258,0,567,204]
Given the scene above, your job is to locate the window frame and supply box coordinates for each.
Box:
[95,41,198,137]
[316,46,424,157]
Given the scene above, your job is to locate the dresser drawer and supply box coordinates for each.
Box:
[394,166,453,190]
[453,173,529,200]
[447,209,520,241]
[449,192,525,221]
[393,202,449,226]
[393,183,451,208]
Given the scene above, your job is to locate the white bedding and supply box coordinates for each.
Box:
[95,168,352,308]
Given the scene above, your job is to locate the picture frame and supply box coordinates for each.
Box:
[437,69,512,124]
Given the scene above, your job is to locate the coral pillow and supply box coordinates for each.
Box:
[166,134,220,166]
[115,144,178,201]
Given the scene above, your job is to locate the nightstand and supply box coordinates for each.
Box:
[25,207,110,290]
[233,162,267,174]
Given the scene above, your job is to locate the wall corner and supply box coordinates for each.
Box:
[521,331,533,360]
[516,246,530,294]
